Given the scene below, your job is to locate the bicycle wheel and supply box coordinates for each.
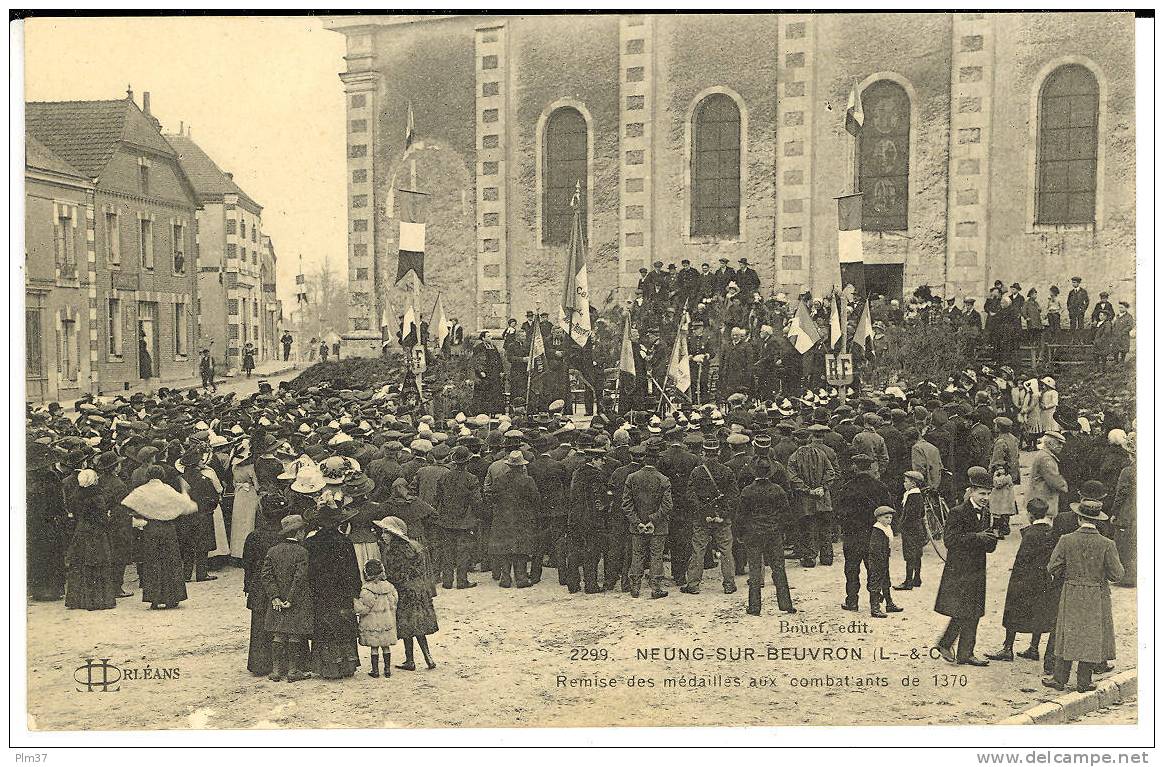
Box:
[923,493,951,561]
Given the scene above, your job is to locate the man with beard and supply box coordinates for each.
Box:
[718,327,754,401]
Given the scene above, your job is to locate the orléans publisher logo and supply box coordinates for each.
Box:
[74,658,121,692]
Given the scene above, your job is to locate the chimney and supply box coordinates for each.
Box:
[126,84,134,102]
[179,120,184,135]
[143,91,151,115]
[224,172,233,181]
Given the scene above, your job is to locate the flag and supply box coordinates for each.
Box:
[845,82,864,136]
[431,293,449,350]
[295,271,307,304]
[405,103,415,150]
[829,291,843,349]
[666,312,692,394]
[837,193,863,264]
[787,301,823,354]
[619,314,636,377]
[396,189,430,285]
[400,297,419,348]
[558,182,592,347]
[855,298,875,356]
[528,317,547,377]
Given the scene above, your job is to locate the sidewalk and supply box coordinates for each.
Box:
[52,360,303,410]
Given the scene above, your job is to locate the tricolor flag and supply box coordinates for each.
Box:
[845,82,864,137]
[528,317,547,377]
[619,314,636,377]
[431,293,449,350]
[787,300,823,354]
[405,103,415,150]
[837,192,864,264]
[295,269,308,305]
[855,298,875,356]
[396,189,430,285]
[559,182,592,347]
[829,291,844,350]
[666,311,692,394]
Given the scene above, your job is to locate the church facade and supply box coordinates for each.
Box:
[324,12,1136,347]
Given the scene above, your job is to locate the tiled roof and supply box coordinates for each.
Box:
[165,133,260,210]
[26,135,89,182]
[26,98,177,182]
[25,100,128,180]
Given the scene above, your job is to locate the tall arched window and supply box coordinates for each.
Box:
[858,80,910,231]
[1036,64,1099,225]
[542,107,587,246]
[690,93,741,238]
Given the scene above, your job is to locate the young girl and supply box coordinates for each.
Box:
[354,560,399,678]
[894,471,927,590]
[989,463,1018,534]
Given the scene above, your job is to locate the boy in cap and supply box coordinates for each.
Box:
[894,470,927,590]
[867,506,903,618]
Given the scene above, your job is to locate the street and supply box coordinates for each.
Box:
[27,505,1137,730]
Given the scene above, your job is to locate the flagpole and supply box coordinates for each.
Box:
[658,303,688,414]
[526,305,538,411]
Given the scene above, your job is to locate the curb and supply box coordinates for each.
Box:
[998,670,1137,724]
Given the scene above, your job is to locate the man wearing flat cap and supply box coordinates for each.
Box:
[933,466,998,667]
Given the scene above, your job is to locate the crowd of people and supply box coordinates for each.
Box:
[27,316,1135,694]
[458,260,1135,417]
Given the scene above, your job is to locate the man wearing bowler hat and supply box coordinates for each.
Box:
[933,466,998,667]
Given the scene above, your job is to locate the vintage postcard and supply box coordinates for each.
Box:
[12,8,1152,752]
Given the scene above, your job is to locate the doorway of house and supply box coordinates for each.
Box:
[137,301,160,380]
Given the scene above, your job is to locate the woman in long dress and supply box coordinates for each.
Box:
[229,443,259,560]
[377,516,438,671]
[122,466,196,609]
[64,470,118,611]
[241,492,288,675]
[305,506,362,679]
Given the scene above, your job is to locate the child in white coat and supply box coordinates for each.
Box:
[354,560,399,678]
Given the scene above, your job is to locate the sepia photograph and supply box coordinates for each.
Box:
[9,8,1153,755]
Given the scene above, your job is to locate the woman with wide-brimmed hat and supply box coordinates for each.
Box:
[304,504,362,679]
[375,516,438,671]
[228,439,260,562]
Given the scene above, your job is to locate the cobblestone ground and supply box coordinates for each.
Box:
[26,523,1137,730]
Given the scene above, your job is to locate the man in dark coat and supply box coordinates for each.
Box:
[682,437,739,595]
[735,258,760,298]
[835,453,894,613]
[606,445,643,591]
[432,446,483,589]
[528,435,569,585]
[985,498,1058,662]
[737,458,796,615]
[564,440,609,594]
[485,451,542,588]
[933,466,998,666]
[660,433,700,589]
[95,452,134,597]
[753,325,782,401]
[470,335,505,415]
[621,438,673,599]
[718,328,754,401]
[1066,277,1089,332]
[712,258,736,297]
[675,259,701,310]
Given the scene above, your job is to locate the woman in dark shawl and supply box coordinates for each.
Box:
[304,504,362,679]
